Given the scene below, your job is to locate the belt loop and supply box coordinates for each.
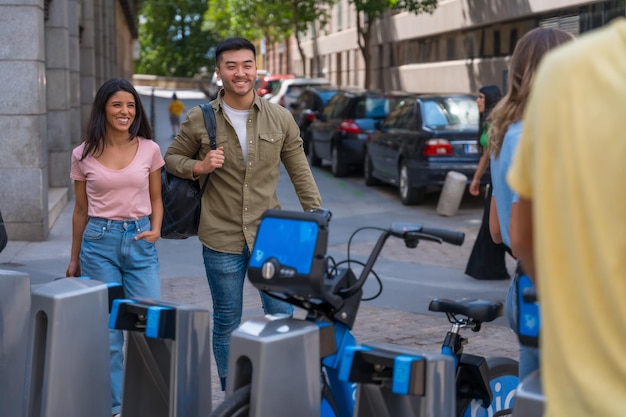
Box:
[106,219,112,231]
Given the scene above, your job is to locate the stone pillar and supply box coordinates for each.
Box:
[45,0,71,189]
[93,0,105,86]
[0,3,49,240]
[68,0,82,146]
[80,0,96,144]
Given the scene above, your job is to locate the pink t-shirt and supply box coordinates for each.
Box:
[70,138,165,220]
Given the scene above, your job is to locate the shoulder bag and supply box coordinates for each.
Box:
[161,103,216,239]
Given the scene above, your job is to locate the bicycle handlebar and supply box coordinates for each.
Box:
[247,209,465,328]
[390,223,465,246]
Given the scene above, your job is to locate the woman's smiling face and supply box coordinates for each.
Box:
[105,91,136,133]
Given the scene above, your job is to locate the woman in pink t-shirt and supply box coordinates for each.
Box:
[66,77,164,417]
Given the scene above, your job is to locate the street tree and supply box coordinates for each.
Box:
[350,0,438,88]
[204,0,289,62]
[136,1,219,77]
[204,0,335,76]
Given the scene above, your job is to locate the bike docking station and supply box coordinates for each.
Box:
[338,343,456,417]
[109,294,212,417]
[0,272,112,417]
[0,270,32,417]
[227,315,327,416]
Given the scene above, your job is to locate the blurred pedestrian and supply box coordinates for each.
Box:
[465,84,510,280]
[488,27,574,381]
[168,92,185,136]
[164,37,321,391]
[508,18,626,417]
[66,77,164,417]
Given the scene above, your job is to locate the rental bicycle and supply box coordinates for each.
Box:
[209,208,518,417]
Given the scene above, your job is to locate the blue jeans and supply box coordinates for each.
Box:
[80,216,160,415]
[505,263,540,381]
[203,244,293,390]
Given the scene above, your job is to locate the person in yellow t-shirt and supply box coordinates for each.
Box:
[168,93,185,136]
[508,18,626,417]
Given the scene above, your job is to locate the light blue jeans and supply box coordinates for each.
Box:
[80,216,160,416]
[203,244,293,390]
[505,263,540,381]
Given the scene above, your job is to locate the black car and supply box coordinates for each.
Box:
[365,94,483,205]
[307,89,411,177]
[289,85,341,151]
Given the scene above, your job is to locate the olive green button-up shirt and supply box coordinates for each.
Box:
[164,92,322,254]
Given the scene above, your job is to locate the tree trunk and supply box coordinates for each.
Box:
[356,12,373,89]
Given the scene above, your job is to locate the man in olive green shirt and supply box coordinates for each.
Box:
[164,37,322,390]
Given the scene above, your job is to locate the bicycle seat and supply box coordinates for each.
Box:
[428,298,503,323]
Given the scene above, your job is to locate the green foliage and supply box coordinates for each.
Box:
[204,0,291,43]
[204,0,335,50]
[136,1,219,77]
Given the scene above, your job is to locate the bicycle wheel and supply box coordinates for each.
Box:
[458,357,518,417]
[210,384,251,417]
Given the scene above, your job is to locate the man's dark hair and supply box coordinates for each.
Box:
[215,37,256,66]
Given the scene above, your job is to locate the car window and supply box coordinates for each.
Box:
[318,91,338,105]
[323,94,347,119]
[267,80,283,93]
[421,97,479,130]
[383,102,414,130]
[364,97,389,118]
[286,85,304,98]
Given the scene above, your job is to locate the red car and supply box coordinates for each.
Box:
[256,74,295,98]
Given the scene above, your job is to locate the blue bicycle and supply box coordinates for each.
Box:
[209,209,518,417]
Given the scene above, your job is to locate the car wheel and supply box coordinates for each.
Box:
[399,161,425,205]
[364,150,381,186]
[331,143,349,177]
[308,137,321,167]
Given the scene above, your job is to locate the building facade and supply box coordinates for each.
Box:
[0,0,139,240]
[263,0,624,93]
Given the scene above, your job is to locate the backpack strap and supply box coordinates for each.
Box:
[200,103,217,150]
[198,103,217,193]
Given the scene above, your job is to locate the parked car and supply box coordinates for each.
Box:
[289,85,342,151]
[364,93,482,205]
[256,74,295,98]
[307,89,411,177]
[269,77,330,109]
[205,71,223,99]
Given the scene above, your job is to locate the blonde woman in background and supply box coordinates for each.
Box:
[487,27,575,380]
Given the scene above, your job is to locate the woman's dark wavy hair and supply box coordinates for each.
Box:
[477,84,502,150]
[81,77,153,159]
